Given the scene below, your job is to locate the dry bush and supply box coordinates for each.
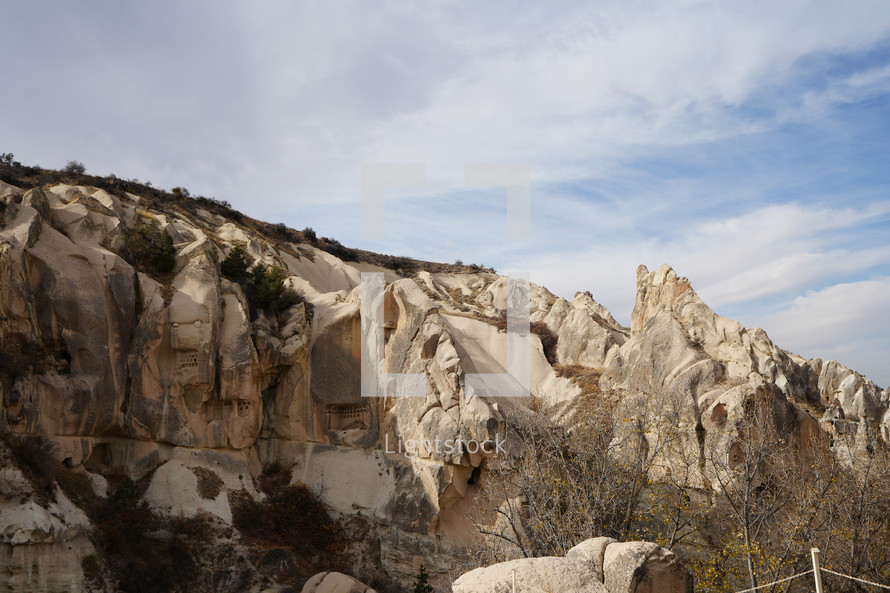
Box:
[553,364,602,394]
[2,434,57,504]
[191,467,224,500]
[93,477,204,593]
[480,315,559,365]
[468,396,648,564]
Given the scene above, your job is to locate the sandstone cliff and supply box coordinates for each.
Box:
[0,175,887,592]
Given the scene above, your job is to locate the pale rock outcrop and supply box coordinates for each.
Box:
[453,537,691,593]
[566,537,617,582]
[812,359,883,421]
[453,556,607,593]
[301,571,376,593]
[144,460,232,522]
[603,542,693,593]
[3,175,888,593]
[0,446,96,593]
[601,265,827,484]
[545,291,628,369]
[0,179,18,198]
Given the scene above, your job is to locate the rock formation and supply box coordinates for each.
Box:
[301,572,376,593]
[1,177,887,592]
[452,537,692,593]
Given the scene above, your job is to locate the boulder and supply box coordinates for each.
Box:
[566,536,617,581]
[603,541,693,593]
[300,572,376,593]
[453,537,690,593]
[453,556,606,593]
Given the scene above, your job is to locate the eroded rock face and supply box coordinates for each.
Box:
[2,178,887,592]
[0,444,95,593]
[453,537,692,593]
[603,542,693,593]
[599,264,888,485]
[545,292,628,369]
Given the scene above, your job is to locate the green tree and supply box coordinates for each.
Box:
[412,564,434,593]
[122,221,176,274]
[220,246,250,283]
[250,262,297,313]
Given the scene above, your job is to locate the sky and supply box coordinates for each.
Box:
[1,1,889,386]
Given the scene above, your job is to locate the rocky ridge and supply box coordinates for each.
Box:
[0,177,887,592]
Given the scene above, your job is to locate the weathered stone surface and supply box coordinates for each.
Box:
[566,536,617,582]
[144,460,232,522]
[603,541,693,593]
[453,537,688,593]
[2,179,887,593]
[300,571,376,593]
[453,556,606,593]
[0,443,95,593]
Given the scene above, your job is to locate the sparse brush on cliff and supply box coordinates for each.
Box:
[232,482,344,559]
[481,315,559,365]
[121,220,177,274]
[221,246,303,316]
[1,434,57,504]
[95,476,205,593]
[232,481,348,586]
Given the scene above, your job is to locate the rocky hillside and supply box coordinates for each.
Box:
[1,168,888,593]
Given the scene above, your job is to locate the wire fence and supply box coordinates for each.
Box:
[733,569,814,593]
[821,568,890,591]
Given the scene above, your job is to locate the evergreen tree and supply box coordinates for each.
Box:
[412,564,434,593]
[220,246,250,283]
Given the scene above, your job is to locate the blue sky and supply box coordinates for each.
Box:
[2,1,889,386]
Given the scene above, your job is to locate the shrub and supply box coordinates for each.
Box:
[320,237,358,262]
[95,477,201,593]
[220,246,250,283]
[530,321,558,365]
[63,160,86,174]
[2,434,57,504]
[122,220,177,274]
[412,565,434,593]
[251,262,298,313]
[220,248,301,315]
[232,482,345,560]
[302,226,317,243]
[483,316,559,365]
[110,477,140,501]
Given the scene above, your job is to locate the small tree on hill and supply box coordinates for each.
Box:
[64,160,86,174]
[220,246,250,283]
[251,262,297,313]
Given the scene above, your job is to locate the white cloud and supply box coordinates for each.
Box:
[756,278,890,387]
[521,201,890,321]
[8,1,890,205]
[2,0,890,385]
